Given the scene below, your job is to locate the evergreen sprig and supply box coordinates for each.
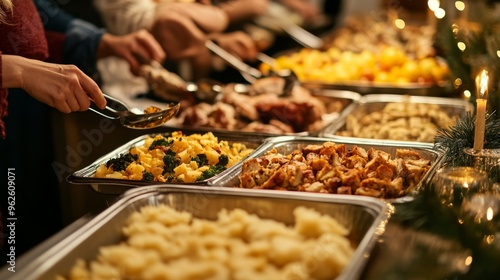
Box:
[434,111,500,167]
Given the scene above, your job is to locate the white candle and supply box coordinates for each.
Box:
[474,99,487,151]
[473,69,489,151]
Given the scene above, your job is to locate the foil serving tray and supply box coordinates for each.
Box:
[166,88,361,137]
[319,94,473,145]
[2,185,390,280]
[67,131,269,194]
[211,136,444,202]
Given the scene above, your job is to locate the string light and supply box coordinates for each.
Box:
[428,0,440,12]
[394,19,405,29]
[455,1,465,11]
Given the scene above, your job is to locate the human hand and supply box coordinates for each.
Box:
[97,29,166,76]
[151,2,228,60]
[2,55,106,113]
[210,31,258,62]
[279,0,319,21]
[219,0,269,23]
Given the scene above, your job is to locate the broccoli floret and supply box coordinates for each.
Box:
[148,138,172,150]
[196,165,226,181]
[106,153,138,171]
[191,154,208,167]
[166,174,175,182]
[217,154,229,167]
[141,171,154,182]
[163,154,179,173]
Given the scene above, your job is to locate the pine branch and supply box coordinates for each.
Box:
[434,111,500,167]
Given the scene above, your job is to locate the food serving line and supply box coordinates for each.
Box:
[3,17,496,278]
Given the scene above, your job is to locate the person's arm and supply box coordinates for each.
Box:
[150,2,228,61]
[0,53,106,113]
[209,31,258,62]
[93,0,157,35]
[277,0,319,21]
[35,0,105,75]
[218,0,269,24]
[35,0,165,76]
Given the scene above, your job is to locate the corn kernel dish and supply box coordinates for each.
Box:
[95,132,254,183]
[59,205,354,280]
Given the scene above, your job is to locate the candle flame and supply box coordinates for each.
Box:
[476,69,489,99]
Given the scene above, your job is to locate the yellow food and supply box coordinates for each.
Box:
[143,106,161,114]
[95,131,254,183]
[60,205,354,280]
[262,46,450,85]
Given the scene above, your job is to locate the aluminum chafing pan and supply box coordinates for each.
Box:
[166,88,361,137]
[3,185,389,280]
[271,48,451,96]
[67,131,268,195]
[211,136,444,200]
[319,94,474,145]
[301,81,450,96]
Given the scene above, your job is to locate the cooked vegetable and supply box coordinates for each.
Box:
[163,152,178,173]
[106,153,138,172]
[196,165,227,181]
[191,154,208,167]
[148,138,172,150]
[141,171,154,182]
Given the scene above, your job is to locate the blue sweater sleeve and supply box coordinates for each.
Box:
[34,0,105,75]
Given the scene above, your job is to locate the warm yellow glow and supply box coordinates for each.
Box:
[465,256,473,266]
[455,1,465,11]
[428,0,440,11]
[458,42,466,51]
[497,50,500,58]
[463,182,469,189]
[487,207,494,221]
[435,8,446,19]
[395,19,405,29]
[463,90,471,99]
[454,78,463,87]
[476,69,489,99]
[485,235,495,245]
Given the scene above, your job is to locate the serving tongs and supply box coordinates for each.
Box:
[89,94,180,129]
[256,2,324,49]
[138,56,224,104]
[277,20,324,49]
[205,40,298,96]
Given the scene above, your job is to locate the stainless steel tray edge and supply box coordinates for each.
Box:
[67,132,270,194]
[319,94,474,141]
[3,185,390,280]
[162,89,362,137]
[211,136,443,202]
[301,81,449,96]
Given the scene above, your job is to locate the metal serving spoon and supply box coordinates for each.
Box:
[205,40,298,96]
[89,94,180,129]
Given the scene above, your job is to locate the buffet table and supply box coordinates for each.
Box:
[2,69,497,279]
[5,6,500,276]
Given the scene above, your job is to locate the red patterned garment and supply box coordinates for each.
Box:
[0,0,49,138]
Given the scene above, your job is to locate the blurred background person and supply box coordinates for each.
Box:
[0,0,165,260]
[94,0,266,81]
